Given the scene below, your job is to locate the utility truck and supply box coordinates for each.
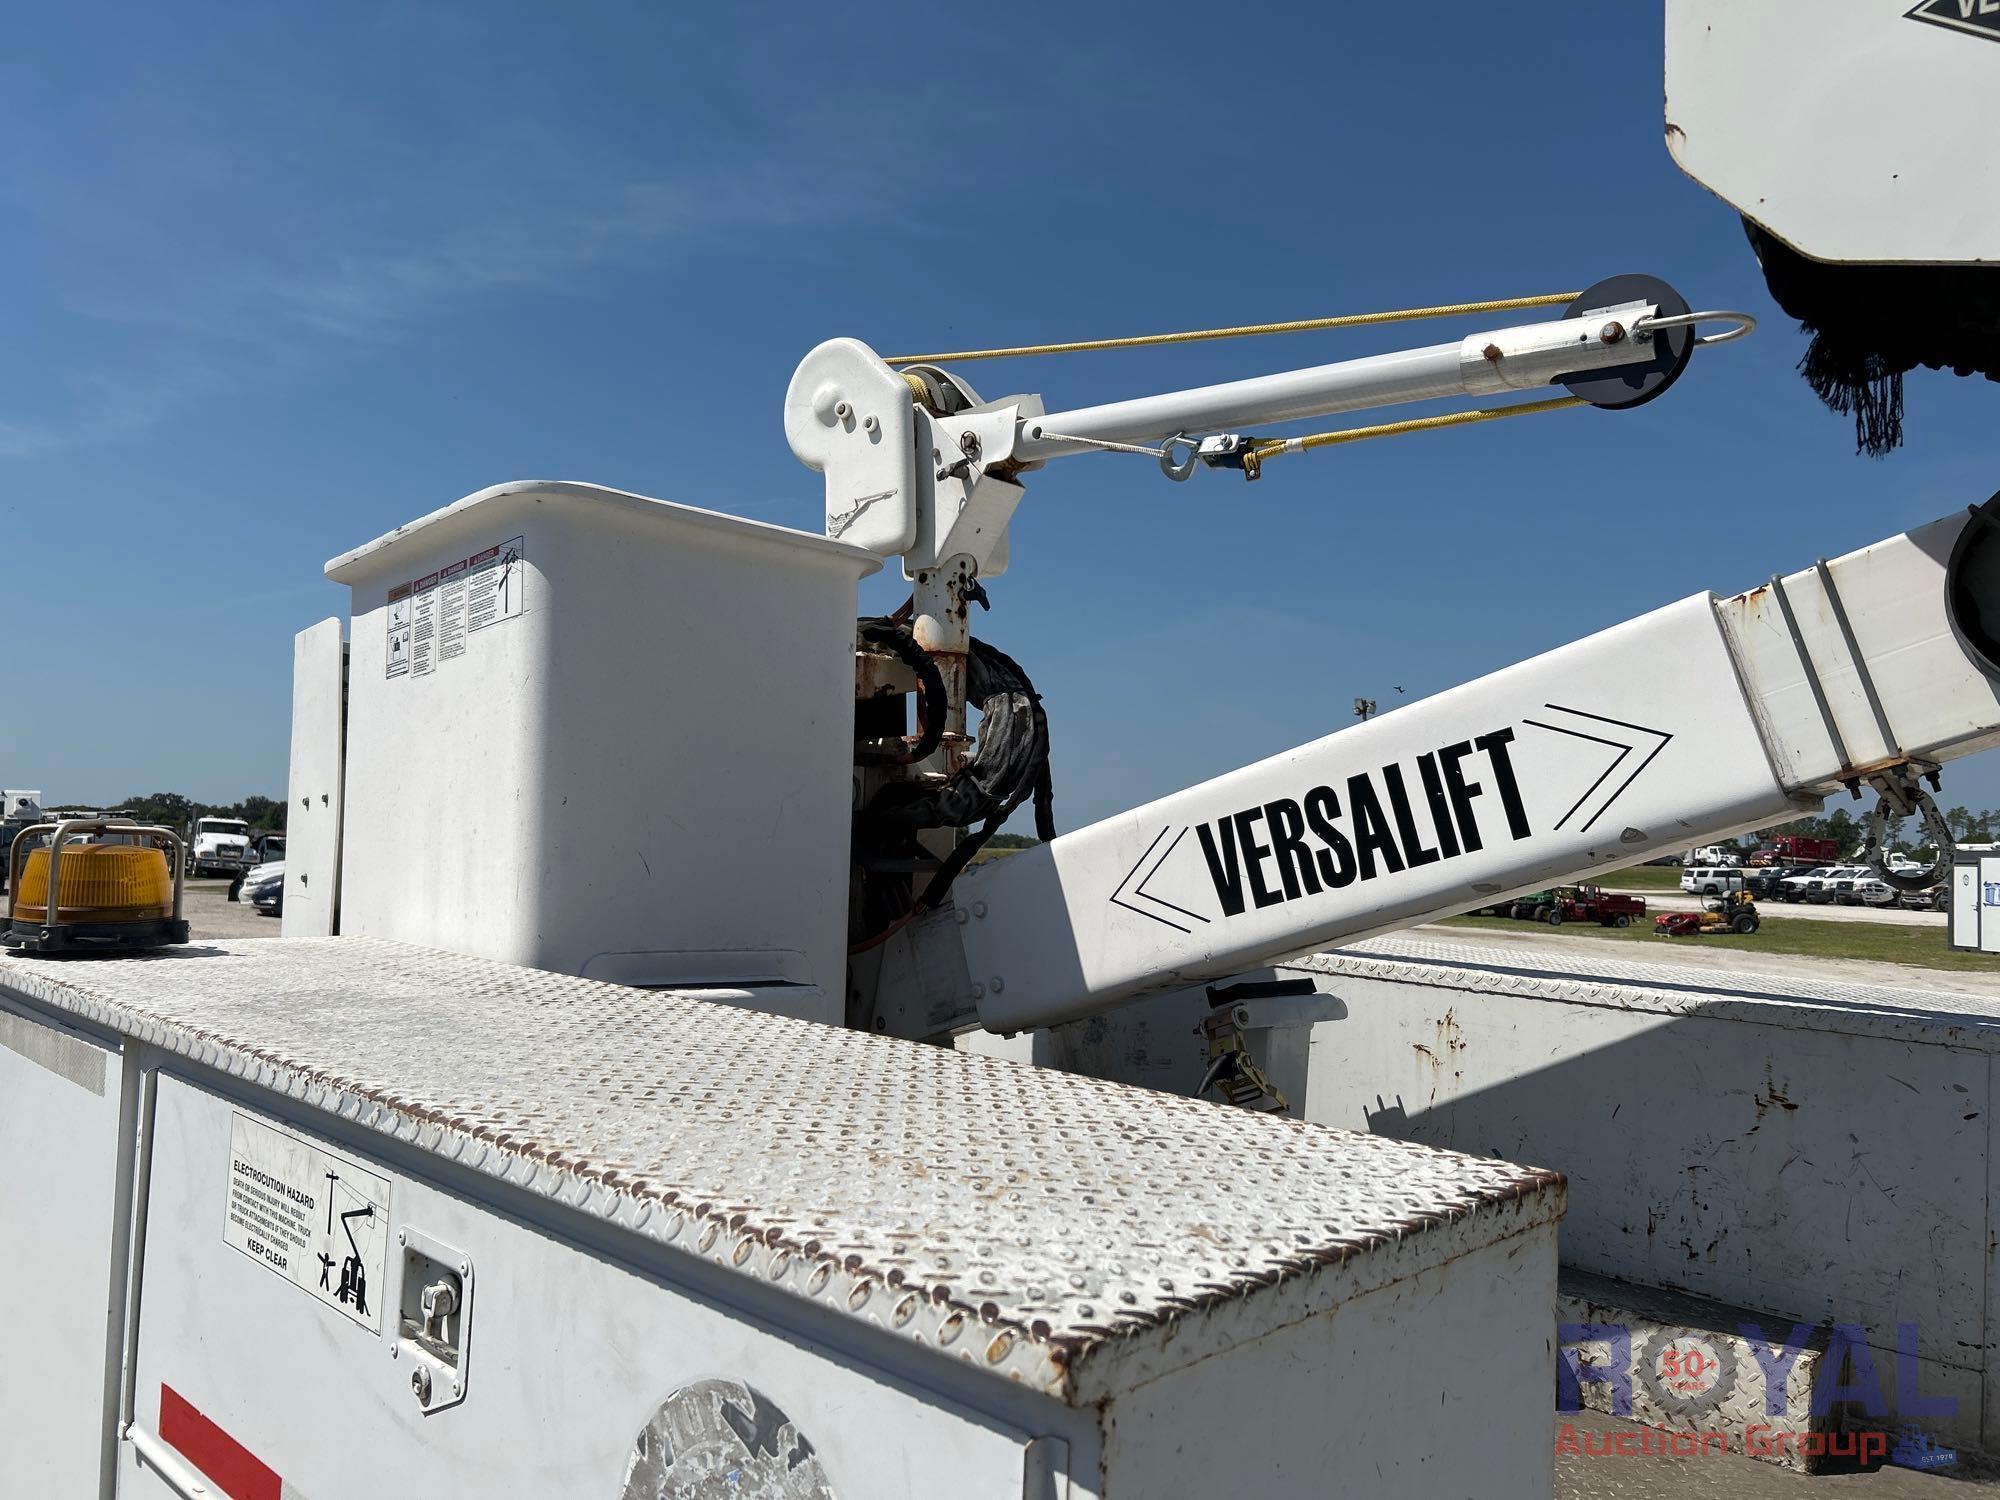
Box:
[4,5,2000,1496]
[183,815,252,878]
[1749,834,1837,867]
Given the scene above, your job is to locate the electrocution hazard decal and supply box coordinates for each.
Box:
[224,1111,391,1333]
[385,535,526,680]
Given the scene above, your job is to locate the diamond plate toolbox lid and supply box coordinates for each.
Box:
[0,937,1564,1404]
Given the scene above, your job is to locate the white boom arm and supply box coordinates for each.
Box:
[870,502,2000,1039]
[786,277,1741,568]
[1015,300,1663,461]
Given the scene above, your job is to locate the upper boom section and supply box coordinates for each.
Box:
[786,277,1745,570]
[877,498,2000,1038]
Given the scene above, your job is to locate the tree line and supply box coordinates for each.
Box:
[48,792,286,831]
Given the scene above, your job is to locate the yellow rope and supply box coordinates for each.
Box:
[885,291,1581,366]
[1246,395,1586,472]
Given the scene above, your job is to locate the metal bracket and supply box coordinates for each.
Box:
[865,903,980,1040]
[1767,571,1854,773]
[1858,764,1955,892]
[909,401,1042,579]
[1195,980,1345,1111]
[785,337,922,558]
[1814,558,1905,765]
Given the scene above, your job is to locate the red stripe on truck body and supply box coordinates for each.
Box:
[159,1383,283,1500]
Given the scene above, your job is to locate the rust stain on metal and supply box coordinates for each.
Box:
[1482,342,1503,362]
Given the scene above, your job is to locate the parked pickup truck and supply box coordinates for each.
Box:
[1900,884,1950,912]
[1824,872,1895,906]
[1773,865,1836,902]
[1794,864,1874,904]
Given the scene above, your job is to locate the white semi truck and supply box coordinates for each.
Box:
[184,816,254,879]
[3,5,1998,1495]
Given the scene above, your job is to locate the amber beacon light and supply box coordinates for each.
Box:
[5,819,190,955]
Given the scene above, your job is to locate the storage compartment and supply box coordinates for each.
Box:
[1,940,1568,1499]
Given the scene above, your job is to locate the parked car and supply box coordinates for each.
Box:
[238,861,285,917]
[1681,866,1746,896]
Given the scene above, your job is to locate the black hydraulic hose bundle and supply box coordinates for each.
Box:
[851,623,1055,945]
[903,636,1056,907]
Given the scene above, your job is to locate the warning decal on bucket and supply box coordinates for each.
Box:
[385,535,526,680]
[223,1111,391,1333]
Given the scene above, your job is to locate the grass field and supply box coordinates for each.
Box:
[1442,912,2000,974]
[1594,865,1685,891]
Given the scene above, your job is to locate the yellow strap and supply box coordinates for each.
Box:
[1247,395,1586,469]
[885,291,1581,366]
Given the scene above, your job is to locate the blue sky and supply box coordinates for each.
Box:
[5,3,1998,830]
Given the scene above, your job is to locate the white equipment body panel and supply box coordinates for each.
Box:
[0,995,127,1499]
[325,482,879,1005]
[1285,939,2000,1456]
[281,616,346,938]
[1019,938,2000,1454]
[1985,855,2000,956]
[1667,0,2000,263]
[0,939,1565,1499]
[1955,861,1983,949]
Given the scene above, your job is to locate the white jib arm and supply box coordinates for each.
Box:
[873,504,2000,1039]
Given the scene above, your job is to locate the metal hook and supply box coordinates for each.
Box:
[1159,433,1198,482]
[1632,310,1758,347]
